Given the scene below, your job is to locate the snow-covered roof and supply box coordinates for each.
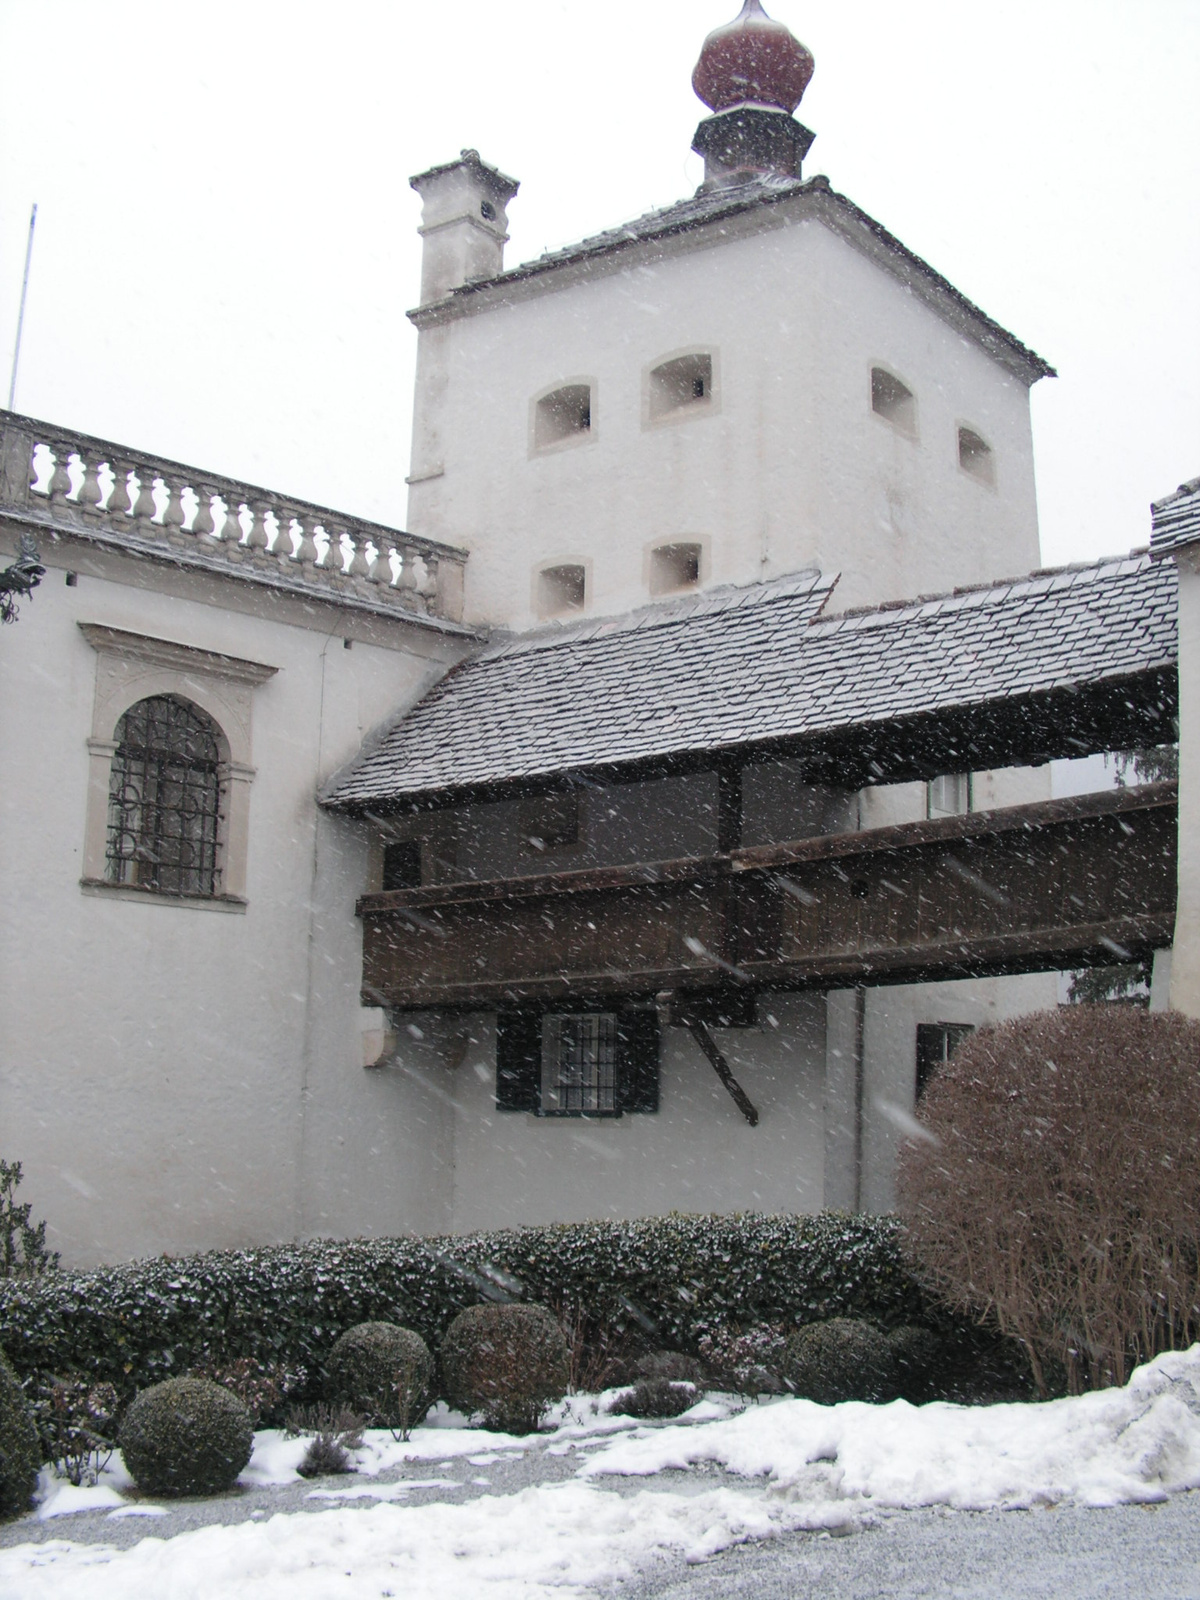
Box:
[409,175,1054,384]
[323,554,1177,812]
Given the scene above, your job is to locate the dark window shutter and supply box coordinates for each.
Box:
[495,1010,542,1112]
[617,1009,660,1114]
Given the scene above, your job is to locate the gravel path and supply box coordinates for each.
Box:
[609,1493,1200,1600]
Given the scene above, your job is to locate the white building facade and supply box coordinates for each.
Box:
[6,3,1149,1270]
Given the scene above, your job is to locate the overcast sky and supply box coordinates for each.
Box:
[1,0,1197,572]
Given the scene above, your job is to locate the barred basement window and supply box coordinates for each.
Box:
[106,695,223,897]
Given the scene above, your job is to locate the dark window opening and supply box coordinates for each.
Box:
[382,838,422,891]
[106,694,223,897]
[649,542,702,596]
[496,1005,659,1117]
[534,385,592,449]
[871,367,917,434]
[649,353,713,421]
[915,1022,975,1099]
[537,563,586,618]
[958,426,995,485]
[519,789,580,852]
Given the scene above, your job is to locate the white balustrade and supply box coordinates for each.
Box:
[0,412,468,622]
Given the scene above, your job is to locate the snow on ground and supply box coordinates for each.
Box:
[3,1350,1200,1598]
[584,1347,1200,1511]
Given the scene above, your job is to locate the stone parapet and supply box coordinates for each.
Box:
[0,410,469,628]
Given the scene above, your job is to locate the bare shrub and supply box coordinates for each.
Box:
[297,1432,353,1478]
[35,1375,119,1486]
[896,1006,1200,1395]
[189,1357,301,1426]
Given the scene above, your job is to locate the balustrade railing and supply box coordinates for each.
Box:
[0,410,467,623]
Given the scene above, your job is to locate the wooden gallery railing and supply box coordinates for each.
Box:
[0,409,468,624]
[357,784,1178,1009]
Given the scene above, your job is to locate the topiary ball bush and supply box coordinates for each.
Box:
[782,1318,896,1404]
[326,1322,432,1429]
[887,1325,943,1403]
[0,1347,40,1520]
[440,1303,569,1434]
[119,1377,253,1497]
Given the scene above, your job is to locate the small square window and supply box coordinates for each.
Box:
[649,354,713,422]
[519,789,580,852]
[928,773,971,818]
[534,385,592,450]
[381,838,422,890]
[916,1022,974,1098]
[649,542,701,596]
[537,563,586,619]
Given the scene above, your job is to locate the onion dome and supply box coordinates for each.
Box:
[692,1,814,116]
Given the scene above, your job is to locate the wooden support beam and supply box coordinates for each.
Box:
[685,1020,759,1126]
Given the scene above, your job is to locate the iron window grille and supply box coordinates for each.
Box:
[540,1012,618,1114]
[106,695,223,897]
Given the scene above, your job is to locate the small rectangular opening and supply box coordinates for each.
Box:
[534,385,592,449]
[927,773,971,818]
[871,367,917,435]
[381,839,422,891]
[958,426,995,485]
[649,354,713,421]
[537,563,586,618]
[916,1021,974,1098]
[649,542,702,596]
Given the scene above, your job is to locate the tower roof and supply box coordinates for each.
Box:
[692,1,815,115]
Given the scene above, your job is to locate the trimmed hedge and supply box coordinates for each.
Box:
[782,1317,896,1404]
[0,1212,933,1407]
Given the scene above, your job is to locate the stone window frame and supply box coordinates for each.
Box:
[78,624,277,911]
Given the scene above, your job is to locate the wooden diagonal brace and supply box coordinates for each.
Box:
[685,1020,759,1127]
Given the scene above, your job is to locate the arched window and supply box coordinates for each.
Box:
[106,695,224,897]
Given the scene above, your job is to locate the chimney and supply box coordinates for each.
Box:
[409,149,520,306]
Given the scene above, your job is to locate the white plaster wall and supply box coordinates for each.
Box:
[1171,553,1200,1015]
[0,534,468,1266]
[437,994,825,1234]
[408,215,1041,630]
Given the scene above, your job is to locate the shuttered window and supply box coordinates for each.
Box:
[496,1005,659,1116]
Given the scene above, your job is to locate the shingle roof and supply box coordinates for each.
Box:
[323,555,1177,811]
[1150,477,1200,557]
[412,175,1054,382]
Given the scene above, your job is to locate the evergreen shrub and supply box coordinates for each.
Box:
[0,1212,935,1407]
[782,1318,896,1404]
[610,1378,698,1419]
[118,1377,253,1497]
[887,1325,942,1403]
[0,1347,40,1520]
[326,1322,432,1432]
[897,1006,1200,1394]
[440,1304,569,1432]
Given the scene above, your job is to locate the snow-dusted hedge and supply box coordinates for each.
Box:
[0,1212,929,1404]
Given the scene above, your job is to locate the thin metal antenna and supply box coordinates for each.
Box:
[7,203,38,412]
